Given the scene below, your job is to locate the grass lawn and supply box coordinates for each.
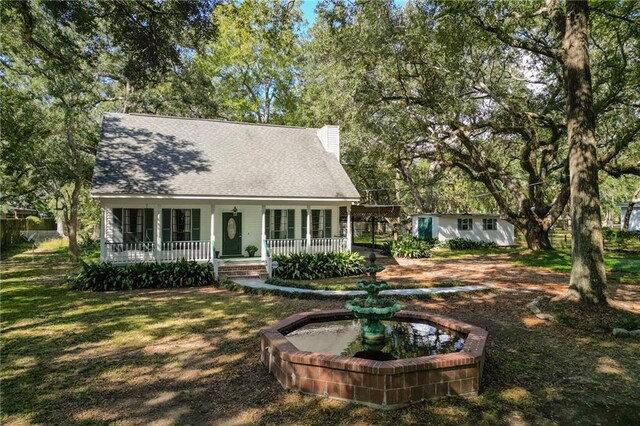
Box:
[2,239,640,425]
[509,249,640,285]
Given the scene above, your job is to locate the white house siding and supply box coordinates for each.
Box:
[102,200,345,258]
[412,214,515,246]
[619,205,640,231]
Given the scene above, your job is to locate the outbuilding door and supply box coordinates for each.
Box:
[222,212,242,256]
[418,217,432,240]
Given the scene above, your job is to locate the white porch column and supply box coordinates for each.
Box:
[210,204,216,260]
[155,205,162,262]
[346,204,352,252]
[306,205,311,252]
[261,204,267,260]
[100,206,106,261]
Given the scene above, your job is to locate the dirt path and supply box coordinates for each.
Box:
[377,255,640,313]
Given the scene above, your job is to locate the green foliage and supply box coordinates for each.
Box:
[245,245,259,256]
[68,259,215,291]
[273,252,364,280]
[447,238,498,250]
[196,0,303,124]
[383,237,434,258]
[602,228,640,242]
[612,312,640,332]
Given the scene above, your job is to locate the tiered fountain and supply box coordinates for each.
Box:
[260,251,488,408]
[344,252,402,355]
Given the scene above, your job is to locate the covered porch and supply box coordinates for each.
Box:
[99,200,354,270]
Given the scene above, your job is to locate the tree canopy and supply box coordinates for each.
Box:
[1,0,639,302]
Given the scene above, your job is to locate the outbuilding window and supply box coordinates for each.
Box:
[457,218,473,231]
[482,219,497,230]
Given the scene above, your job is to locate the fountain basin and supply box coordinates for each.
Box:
[260,309,487,409]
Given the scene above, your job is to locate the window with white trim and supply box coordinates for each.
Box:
[172,209,191,241]
[123,208,144,242]
[268,209,290,239]
[311,210,324,238]
[302,209,332,238]
[457,218,473,231]
[482,218,497,230]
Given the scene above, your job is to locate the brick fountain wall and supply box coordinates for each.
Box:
[260,309,488,409]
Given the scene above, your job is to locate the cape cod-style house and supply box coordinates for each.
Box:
[91,113,360,276]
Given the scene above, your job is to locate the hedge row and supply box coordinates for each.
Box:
[272,252,365,280]
[68,259,215,291]
[447,237,498,250]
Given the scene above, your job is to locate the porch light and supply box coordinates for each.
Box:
[232,206,238,216]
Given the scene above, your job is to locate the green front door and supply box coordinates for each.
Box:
[222,212,242,256]
[418,217,432,240]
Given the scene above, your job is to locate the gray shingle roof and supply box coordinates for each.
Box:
[91,113,360,200]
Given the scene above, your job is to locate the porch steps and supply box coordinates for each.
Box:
[218,262,267,280]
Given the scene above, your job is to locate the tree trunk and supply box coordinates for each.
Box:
[622,202,635,230]
[622,186,640,230]
[66,178,82,261]
[559,0,607,304]
[523,220,553,251]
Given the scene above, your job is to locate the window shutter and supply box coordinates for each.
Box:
[192,209,201,241]
[457,218,462,230]
[113,208,123,243]
[162,209,171,242]
[287,209,295,239]
[144,209,154,242]
[469,218,473,229]
[324,209,332,238]
[301,209,307,237]
[265,209,271,239]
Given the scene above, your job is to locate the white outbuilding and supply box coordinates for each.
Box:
[411,213,515,246]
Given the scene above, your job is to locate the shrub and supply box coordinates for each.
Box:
[383,237,434,258]
[68,258,216,291]
[447,237,498,250]
[272,252,364,280]
[602,228,640,241]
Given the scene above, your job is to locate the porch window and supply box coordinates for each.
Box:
[266,209,294,239]
[482,218,497,230]
[112,208,154,243]
[172,209,191,241]
[123,208,143,242]
[457,218,473,231]
[302,209,332,238]
[161,209,201,242]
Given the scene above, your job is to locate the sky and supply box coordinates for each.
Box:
[299,0,408,27]
[300,0,319,26]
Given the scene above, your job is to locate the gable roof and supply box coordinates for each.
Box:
[91,113,360,201]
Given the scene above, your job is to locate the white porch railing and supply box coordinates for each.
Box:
[160,241,211,262]
[104,242,156,263]
[265,237,348,256]
[309,237,348,254]
[104,241,211,264]
[266,238,307,256]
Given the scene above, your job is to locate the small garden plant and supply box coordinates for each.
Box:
[245,244,258,257]
[383,237,434,258]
